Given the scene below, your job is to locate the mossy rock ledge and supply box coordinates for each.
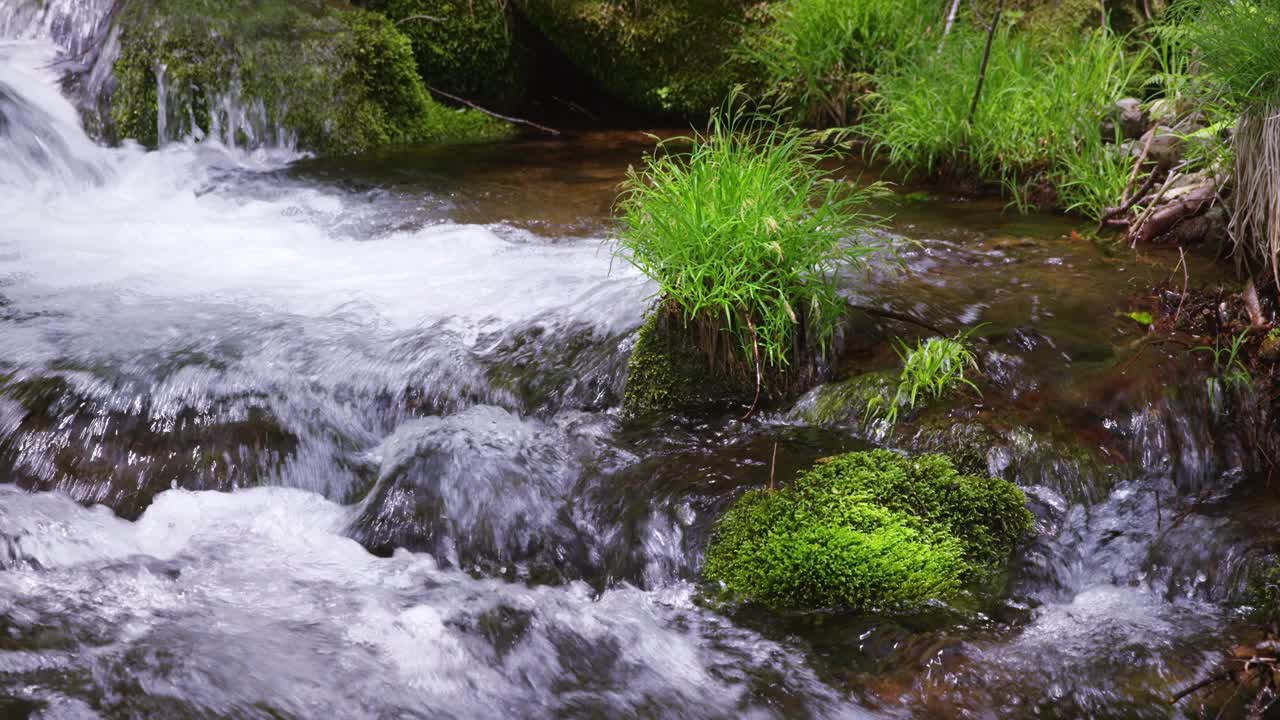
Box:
[621,308,747,419]
[512,0,763,118]
[357,0,534,111]
[703,450,1035,611]
[110,0,512,155]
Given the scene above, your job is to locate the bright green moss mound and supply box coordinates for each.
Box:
[704,450,1034,610]
[359,0,532,110]
[111,0,511,155]
[513,0,762,117]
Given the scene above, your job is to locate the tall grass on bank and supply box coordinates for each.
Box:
[1185,0,1280,291]
[616,109,884,389]
[862,28,1142,216]
[740,0,943,127]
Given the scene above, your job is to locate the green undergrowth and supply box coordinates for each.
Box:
[861,27,1143,216]
[616,106,885,399]
[1180,0,1280,292]
[739,0,941,126]
[358,0,532,110]
[703,449,1034,611]
[513,0,762,117]
[111,0,511,154]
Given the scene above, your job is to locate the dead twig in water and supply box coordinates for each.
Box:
[741,315,763,420]
[396,14,444,24]
[769,442,778,490]
[1174,247,1190,324]
[848,303,949,336]
[426,85,561,136]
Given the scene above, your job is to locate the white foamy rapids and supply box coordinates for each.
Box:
[0,487,868,719]
[0,0,114,55]
[0,37,648,403]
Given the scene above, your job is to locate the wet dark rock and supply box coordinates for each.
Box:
[1112,97,1147,141]
[1136,125,1182,170]
[347,405,593,574]
[0,371,297,519]
[1260,333,1280,362]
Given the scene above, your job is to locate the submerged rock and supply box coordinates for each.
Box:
[702,450,1034,611]
[110,0,512,154]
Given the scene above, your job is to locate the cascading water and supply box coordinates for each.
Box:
[0,0,1274,717]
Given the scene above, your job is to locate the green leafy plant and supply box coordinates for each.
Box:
[738,0,941,126]
[1123,310,1154,326]
[703,450,1034,610]
[616,102,886,394]
[1195,329,1254,391]
[866,330,980,428]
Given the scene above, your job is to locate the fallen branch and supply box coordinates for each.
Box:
[848,304,949,336]
[1099,171,1160,231]
[426,85,561,136]
[396,14,443,24]
[1130,184,1217,245]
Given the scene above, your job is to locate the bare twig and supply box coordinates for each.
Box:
[848,303,949,336]
[396,14,444,25]
[426,85,561,136]
[1174,247,1190,323]
[769,442,778,490]
[1170,670,1232,704]
[967,0,1005,125]
[943,0,963,36]
[741,315,763,420]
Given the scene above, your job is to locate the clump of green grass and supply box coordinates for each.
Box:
[616,106,885,394]
[1195,329,1254,393]
[739,0,941,126]
[866,331,980,428]
[1183,0,1280,292]
[703,449,1033,610]
[862,28,1142,215]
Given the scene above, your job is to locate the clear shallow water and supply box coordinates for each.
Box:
[0,3,1273,717]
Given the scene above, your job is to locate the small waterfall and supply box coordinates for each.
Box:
[0,42,110,190]
[0,0,116,56]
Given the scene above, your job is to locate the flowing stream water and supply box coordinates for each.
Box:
[1,3,1276,718]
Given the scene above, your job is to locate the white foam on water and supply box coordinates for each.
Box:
[0,486,869,719]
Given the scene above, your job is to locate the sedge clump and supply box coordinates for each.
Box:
[617,104,885,404]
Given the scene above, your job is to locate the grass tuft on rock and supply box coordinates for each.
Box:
[616,106,885,399]
[703,449,1033,611]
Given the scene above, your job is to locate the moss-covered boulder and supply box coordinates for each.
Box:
[359,0,533,111]
[111,0,512,155]
[512,0,762,117]
[621,307,745,419]
[703,450,1034,610]
[792,371,898,427]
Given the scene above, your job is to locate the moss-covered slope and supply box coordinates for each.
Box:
[512,0,763,118]
[358,0,533,111]
[111,0,512,155]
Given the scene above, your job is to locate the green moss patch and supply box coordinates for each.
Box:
[704,449,1034,611]
[111,0,512,155]
[360,0,532,110]
[513,0,762,118]
[621,307,744,419]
